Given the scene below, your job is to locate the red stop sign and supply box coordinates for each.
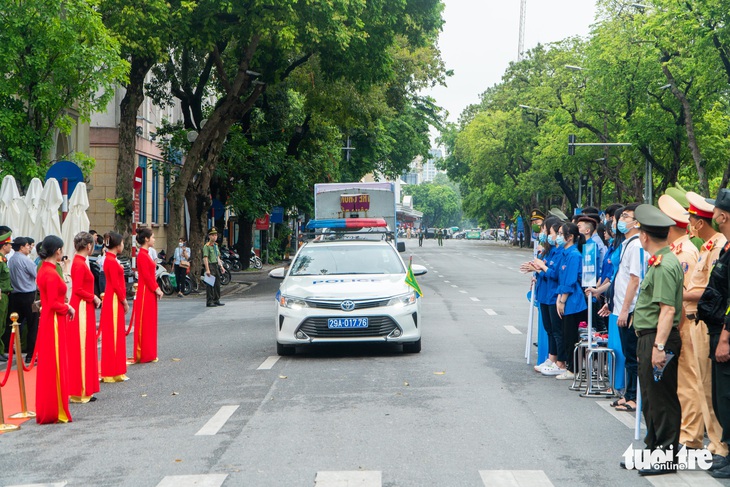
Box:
[133,166,143,191]
[500,221,506,229]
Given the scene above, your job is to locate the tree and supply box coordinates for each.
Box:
[0,0,127,187]
[403,182,461,228]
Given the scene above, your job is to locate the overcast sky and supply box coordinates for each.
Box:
[426,0,597,128]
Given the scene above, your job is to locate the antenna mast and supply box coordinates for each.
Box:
[518,0,527,60]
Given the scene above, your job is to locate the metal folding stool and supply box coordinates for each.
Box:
[569,341,590,391]
[579,346,616,397]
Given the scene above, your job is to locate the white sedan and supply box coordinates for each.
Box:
[270,239,427,356]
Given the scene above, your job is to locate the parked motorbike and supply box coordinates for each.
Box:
[156,258,174,296]
[250,249,263,270]
[220,246,242,272]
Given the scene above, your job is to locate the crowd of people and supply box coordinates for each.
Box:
[521,186,730,477]
[0,228,163,425]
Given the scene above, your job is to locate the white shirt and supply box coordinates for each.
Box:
[148,247,158,262]
[612,235,647,316]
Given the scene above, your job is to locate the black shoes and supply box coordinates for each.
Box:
[0,353,7,362]
[638,467,676,476]
[215,302,225,306]
[206,304,216,308]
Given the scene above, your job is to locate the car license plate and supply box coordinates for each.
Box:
[327,318,369,329]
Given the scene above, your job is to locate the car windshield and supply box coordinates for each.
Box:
[290,244,405,276]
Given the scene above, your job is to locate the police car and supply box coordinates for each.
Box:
[269,218,427,356]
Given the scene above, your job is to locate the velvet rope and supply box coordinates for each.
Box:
[21,348,38,373]
[0,329,15,387]
[125,306,134,336]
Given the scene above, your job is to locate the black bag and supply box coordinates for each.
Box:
[605,279,616,313]
[698,287,726,327]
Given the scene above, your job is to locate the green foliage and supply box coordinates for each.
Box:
[106,198,126,216]
[0,0,128,187]
[403,181,461,228]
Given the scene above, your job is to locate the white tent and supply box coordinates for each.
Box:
[39,178,63,241]
[61,182,90,259]
[0,175,27,237]
[24,178,44,252]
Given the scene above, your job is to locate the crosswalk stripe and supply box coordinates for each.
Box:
[156,475,228,487]
[596,401,644,429]
[257,356,281,370]
[504,325,522,335]
[195,406,240,436]
[483,308,497,316]
[479,470,554,486]
[644,471,724,486]
[314,471,381,486]
[6,484,68,487]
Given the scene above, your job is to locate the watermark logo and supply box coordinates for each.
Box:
[622,444,712,471]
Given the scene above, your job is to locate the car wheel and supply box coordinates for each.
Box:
[277,342,295,356]
[403,338,421,353]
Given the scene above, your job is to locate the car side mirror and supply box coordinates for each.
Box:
[397,242,406,253]
[268,267,286,279]
[411,264,427,276]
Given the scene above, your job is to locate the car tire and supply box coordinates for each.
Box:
[277,342,295,356]
[403,338,421,353]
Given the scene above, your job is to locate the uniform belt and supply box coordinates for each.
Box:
[636,327,680,338]
[686,313,698,321]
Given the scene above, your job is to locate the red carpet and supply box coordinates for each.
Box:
[0,365,37,432]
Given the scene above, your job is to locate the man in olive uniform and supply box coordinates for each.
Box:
[437,228,443,246]
[707,188,730,478]
[0,232,13,361]
[631,204,684,476]
[203,228,226,308]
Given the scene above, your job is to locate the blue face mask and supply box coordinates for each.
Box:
[539,233,547,243]
[617,221,632,234]
[555,235,566,247]
[547,235,555,246]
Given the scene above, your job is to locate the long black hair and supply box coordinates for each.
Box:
[561,222,585,253]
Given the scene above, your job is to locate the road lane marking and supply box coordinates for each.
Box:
[459,290,467,293]
[156,475,228,487]
[195,406,240,436]
[645,472,723,486]
[483,308,497,316]
[6,484,68,487]
[470,297,480,302]
[314,471,381,487]
[257,356,281,370]
[438,275,444,278]
[596,401,644,429]
[504,325,522,335]
[479,470,554,486]
[444,280,450,283]
[451,284,458,288]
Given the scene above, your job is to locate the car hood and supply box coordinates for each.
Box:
[281,274,410,300]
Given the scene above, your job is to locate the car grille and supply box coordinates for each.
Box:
[305,298,390,310]
[298,316,399,338]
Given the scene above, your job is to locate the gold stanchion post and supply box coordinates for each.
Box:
[9,313,35,419]
[0,370,20,432]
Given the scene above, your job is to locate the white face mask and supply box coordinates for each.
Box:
[179,243,184,247]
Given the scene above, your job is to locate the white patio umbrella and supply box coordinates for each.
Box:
[39,178,63,241]
[61,182,90,260]
[0,175,27,237]
[24,178,44,254]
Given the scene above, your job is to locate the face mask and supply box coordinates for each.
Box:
[179,243,184,247]
[617,221,632,234]
[712,219,721,232]
[538,233,546,243]
[555,235,565,247]
[547,235,555,246]
[532,224,541,233]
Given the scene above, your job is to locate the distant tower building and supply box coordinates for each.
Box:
[401,155,423,186]
[423,149,443,182]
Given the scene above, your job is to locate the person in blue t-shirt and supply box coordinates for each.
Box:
[555,222,588,380]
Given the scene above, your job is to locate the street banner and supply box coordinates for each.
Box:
[582,240,597,288]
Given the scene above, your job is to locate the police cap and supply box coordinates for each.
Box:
[635,204,675,231]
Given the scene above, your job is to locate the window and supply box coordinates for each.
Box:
[138,156,147,223]
[151,161,159,223]
[164,172,170,224]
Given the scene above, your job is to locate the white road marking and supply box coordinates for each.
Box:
[257,356,281,370]
[504,325,522,335]
[156,475,228,487]
[479,470,554,486]
[314,471,382,486]
[596,401,644,429]
[645,472,724,486]
[483,308,497,316]
[470,297,480,302]
[444,280,450,283]
[438,275,444,278]
[195,405,240,436]
[451,284,458,288]
[459,290,468,294]
[6,484,68,487]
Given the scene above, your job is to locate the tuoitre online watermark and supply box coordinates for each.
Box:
[622,444,712,471]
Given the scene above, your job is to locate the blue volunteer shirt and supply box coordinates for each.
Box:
[535,248,553,305]
[557,245,588,315]
[544,246,564,304]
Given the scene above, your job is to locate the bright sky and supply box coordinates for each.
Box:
[426,0,597,128]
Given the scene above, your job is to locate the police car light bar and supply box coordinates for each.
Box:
[305,218,388,230]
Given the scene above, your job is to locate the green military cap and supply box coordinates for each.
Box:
[0,231,11,244]
[548,208,568,222]
[635,204,675,230]
[709,188,730,213]
[665,186,690,209]
[208,227,218,236]
[530,209,545,221]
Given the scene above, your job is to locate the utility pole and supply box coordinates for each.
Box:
[518,0,527,60]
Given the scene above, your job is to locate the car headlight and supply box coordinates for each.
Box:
[279,295,309,310]
[387,292,417,307]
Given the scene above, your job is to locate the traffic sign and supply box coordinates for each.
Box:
[133,167,143,191]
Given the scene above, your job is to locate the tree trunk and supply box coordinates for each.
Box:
[662,63,710,196]
[115,56,156,255]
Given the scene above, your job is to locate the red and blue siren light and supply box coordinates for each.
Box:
[306,218,388,230]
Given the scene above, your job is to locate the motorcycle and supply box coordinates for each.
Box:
[156,258,174,296]
[221,246,242,272]
[250,249,263,270]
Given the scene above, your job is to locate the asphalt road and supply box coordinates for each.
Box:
[1,238,727,487]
